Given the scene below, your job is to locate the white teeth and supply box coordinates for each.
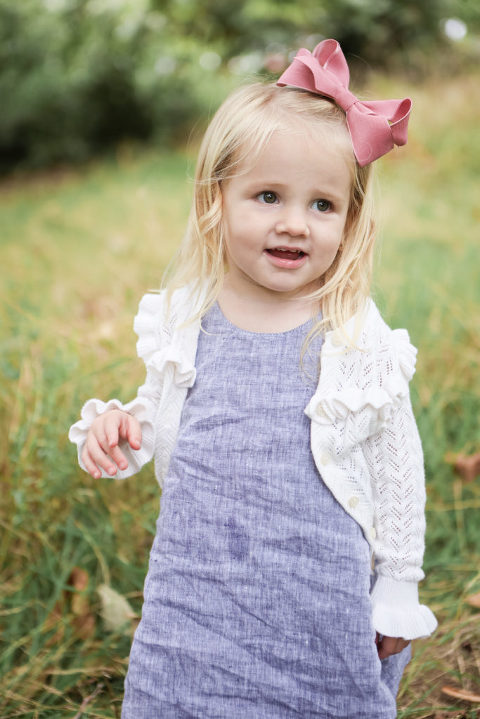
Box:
[275,248,301,253]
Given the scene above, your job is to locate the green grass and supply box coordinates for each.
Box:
[1,71,480,717]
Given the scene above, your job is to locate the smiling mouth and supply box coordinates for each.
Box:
[266,248,306,261]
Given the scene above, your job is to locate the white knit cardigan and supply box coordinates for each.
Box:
[69,286,437,641]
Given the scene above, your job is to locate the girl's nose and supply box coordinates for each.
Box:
[274,208,310,238]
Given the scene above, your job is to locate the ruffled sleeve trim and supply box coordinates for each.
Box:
[133,291,197,389]
[68,397,155,479]
[134,292,167,363]
[370,576,438,640]
[391,328,417,383]
[307,379,409,426]
[306,318,418,431]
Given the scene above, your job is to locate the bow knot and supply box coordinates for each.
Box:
[277,39,412,166]
[332,86,358,113]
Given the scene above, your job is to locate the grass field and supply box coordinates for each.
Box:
[1,71,480,717]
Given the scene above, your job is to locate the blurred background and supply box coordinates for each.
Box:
[1,1,480,717]
[1,0,479,172]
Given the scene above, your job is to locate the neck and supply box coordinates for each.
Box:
[218,280,320,333]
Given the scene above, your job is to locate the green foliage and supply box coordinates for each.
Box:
[0,0,231,171]
[318,0,451,68]
[1,0,476,171]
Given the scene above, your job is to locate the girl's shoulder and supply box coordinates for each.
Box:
[309,299,418,430]
[133,285,202,364]
[322,298,418,389]
[363,299,417,378]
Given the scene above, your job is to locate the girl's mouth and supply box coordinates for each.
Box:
[265,247,307,269]
[266,248,306,261]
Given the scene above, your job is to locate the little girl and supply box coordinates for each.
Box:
[70,39,437,718]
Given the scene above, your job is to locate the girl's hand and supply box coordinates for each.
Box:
[81,409,142,479]
[375,633,410,660]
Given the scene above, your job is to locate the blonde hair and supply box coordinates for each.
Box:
[164,83,375,342]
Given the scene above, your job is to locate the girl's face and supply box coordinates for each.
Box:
[221,127,352,303]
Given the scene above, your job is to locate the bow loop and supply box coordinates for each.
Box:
[314,38,350,87]
[277,39,412,166]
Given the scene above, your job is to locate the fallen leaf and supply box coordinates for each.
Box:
[441,685,480,703]
[69,567,89,591]
[453,452,480,482]
[68,567,90,617]
[67,567,96,639]
[97,584,138,635]
[465,591,480,609]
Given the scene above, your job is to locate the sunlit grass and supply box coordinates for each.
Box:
[1,71,479,717]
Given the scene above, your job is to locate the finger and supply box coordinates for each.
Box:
[115,412,141,450]
[377,636,393,660]
[93,428,113,456]
[377,636,408,660]
[108,444,129,471]
[81,446,103,479]
[85,436,118,476]
[104,413,121,448]
[398,638,410,653]
[126,417,142,450]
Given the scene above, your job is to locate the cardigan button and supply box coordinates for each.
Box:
[315,404,327,418]
[320,450,332,465]
[348,496,359,509]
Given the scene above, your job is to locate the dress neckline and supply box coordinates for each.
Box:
[207,301,320,338]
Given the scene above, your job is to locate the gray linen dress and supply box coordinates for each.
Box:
[122,303,410,719]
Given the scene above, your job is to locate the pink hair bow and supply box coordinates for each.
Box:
[277,39,412,166]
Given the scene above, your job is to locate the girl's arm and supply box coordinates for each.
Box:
[69,292,172,480]
[69,289,198,480]
[365,390,437,641]
[309,307,437,645]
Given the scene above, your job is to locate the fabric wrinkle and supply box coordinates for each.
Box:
[122,302,408,718]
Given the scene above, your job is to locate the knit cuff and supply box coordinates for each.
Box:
[370,576,438,640]
[68,397,155,479]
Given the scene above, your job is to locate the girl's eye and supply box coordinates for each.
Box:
[313,199,331,212]
[258,191,277,204]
